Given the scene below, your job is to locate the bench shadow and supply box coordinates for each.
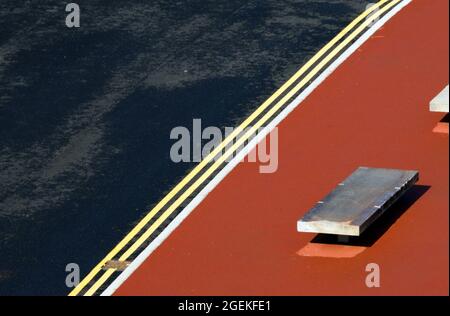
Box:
[310,184,430,247]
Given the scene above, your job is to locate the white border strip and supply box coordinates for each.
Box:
[101,0,411,296]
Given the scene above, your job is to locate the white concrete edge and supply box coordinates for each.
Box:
[101,0,412,296]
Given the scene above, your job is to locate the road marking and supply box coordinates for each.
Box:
[102,0,411,296]
[68,0,399,296]
[84,269,115,296]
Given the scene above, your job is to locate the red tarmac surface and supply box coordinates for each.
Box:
[116,0,449,295]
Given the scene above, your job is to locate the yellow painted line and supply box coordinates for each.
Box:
[84,269,115,296]
[69,0,392,296]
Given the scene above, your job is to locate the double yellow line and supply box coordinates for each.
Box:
[70,0,399,296]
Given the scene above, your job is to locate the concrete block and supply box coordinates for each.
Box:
[430,85,449,113]
[297,167,419,236]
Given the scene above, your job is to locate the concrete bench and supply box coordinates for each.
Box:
[297,167,419,237]
[430,85,449,113]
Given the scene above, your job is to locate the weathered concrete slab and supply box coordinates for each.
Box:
[297,167,419,236]
[430,85,449,113]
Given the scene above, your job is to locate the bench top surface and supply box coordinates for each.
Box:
[297,167,419,236]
